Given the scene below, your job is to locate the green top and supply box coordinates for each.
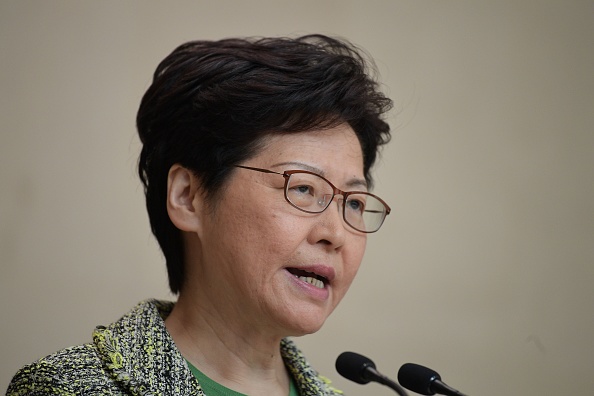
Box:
[186,359,300,396]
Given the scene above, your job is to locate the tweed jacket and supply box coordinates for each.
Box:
[7,299,343,396]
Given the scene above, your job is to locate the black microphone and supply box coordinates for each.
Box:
[336,351,408,396]
[398,363,468,396]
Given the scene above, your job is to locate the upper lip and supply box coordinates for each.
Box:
[286,264,336,284]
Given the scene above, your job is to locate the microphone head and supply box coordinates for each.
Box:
[398,362,441,395]
[335,351,377,384]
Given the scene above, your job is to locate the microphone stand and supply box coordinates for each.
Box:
[365,365,408,396]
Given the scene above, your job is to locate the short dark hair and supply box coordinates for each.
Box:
[137,34,392,294]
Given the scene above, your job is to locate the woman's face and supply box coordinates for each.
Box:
[192,123,368,337]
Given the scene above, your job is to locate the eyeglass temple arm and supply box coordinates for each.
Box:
[234,165,284,175]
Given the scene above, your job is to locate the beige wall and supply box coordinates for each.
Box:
[1,1,593,395]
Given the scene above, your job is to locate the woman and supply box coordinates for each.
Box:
[8,34,392,395]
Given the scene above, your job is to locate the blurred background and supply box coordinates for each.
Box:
[1,1,593,395]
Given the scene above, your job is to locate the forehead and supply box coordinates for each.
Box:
[258,125,364,173]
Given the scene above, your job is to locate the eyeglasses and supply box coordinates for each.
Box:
[235,165,390,233]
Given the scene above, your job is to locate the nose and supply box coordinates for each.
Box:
[307,195,347,250]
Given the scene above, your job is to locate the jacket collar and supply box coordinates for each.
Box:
[93,299,200,395]
[93,299,341,395]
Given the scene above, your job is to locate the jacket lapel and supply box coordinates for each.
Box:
[281,338,342,396]
[93,299,203,396]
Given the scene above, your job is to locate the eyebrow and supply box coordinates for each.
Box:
[272,161,368,190]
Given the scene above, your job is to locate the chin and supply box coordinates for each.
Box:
[282,311,329,337]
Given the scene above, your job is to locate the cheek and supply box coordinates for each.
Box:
[342,237,367,286]
[257,213,306,258]
[329,238,366,314]
[228,208,301,264]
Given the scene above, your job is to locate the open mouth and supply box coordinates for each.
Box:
[286,268,328,289]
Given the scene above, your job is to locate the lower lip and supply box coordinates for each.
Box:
[285,269,330,301]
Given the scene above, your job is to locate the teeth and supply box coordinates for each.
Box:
[297,275,325,289]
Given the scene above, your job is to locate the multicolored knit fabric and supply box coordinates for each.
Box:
[6,299,344,396]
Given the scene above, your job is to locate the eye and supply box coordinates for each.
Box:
[346,197,365,214]
[291,184,314,196]
[287,183,318,208]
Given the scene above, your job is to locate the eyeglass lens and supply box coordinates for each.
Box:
[285,172,387,233]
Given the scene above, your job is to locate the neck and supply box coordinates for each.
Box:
[165,291,291,395]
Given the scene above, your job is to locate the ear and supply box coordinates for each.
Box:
[167,164,204,232]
